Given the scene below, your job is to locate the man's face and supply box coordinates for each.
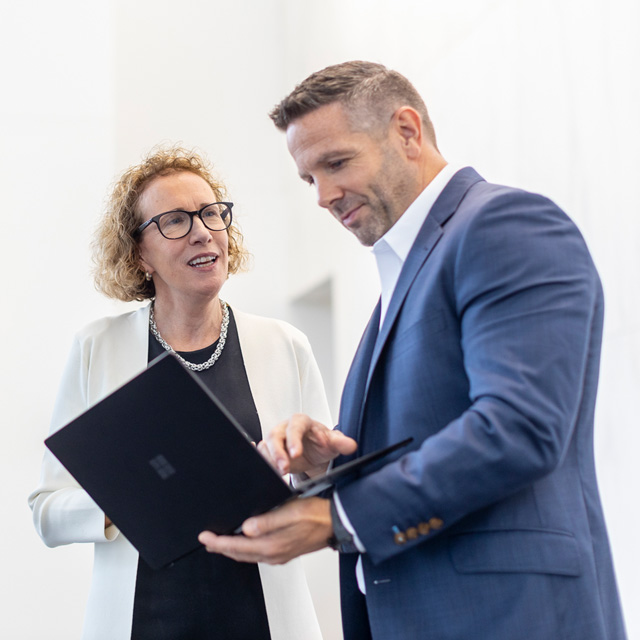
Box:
[286,102,417,246]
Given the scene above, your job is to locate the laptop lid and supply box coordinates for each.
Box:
[45,352,411,569]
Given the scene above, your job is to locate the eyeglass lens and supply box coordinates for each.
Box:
[158,203,231,239]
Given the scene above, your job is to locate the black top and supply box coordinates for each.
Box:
[130,307,271,640]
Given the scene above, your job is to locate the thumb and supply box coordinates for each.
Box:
[329,431,358,455]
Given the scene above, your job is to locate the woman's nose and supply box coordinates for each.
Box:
[188,215,212,242]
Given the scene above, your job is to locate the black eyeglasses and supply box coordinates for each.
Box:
[135,202,233,240]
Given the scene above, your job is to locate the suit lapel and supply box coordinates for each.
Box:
[365,167,485,393]
[338,168,484,445]
[338,302,380,440]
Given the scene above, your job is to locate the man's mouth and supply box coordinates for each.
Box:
[339,204,363,227]
[330,194,369,229]
[188,255,217,268]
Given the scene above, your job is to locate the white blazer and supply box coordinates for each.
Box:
[29,304,331,640]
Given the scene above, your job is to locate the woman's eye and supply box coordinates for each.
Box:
[163,213,186,227]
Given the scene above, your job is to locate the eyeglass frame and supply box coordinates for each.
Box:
[134,201,234,240]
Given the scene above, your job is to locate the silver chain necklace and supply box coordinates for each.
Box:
[149,300,229,372]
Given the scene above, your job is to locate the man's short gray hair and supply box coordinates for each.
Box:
[269,60,437,147]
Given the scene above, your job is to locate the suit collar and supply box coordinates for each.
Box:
[366,167,484,389]
[338,168,484,438]
[374,163,461,267]
[428,166,484,226]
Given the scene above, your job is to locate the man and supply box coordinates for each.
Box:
[200,61,626,639]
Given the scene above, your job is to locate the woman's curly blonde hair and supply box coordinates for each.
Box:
[92,145,250,301]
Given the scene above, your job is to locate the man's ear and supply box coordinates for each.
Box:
[391,106,423,159]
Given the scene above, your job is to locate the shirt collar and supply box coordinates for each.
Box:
[373,163,460,264]
[371,164,460,327]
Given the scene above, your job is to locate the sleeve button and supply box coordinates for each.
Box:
[393,531,407,545]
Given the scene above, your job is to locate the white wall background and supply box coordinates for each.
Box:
[1,0,638,638]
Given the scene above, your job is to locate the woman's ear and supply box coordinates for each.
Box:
[138,250,153,278]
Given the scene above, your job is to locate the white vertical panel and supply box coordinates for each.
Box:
[0,1,118,638]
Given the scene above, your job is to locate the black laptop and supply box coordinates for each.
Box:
[45,351,411,569]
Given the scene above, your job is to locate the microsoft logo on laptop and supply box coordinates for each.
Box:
[149,454,176,480]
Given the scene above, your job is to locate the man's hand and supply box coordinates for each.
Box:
[258,414,357,477]
[198,497,333,564]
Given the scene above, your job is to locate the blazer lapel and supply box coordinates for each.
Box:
[89,304,151,404]
[338,302,381,441]
[365,167,485,393]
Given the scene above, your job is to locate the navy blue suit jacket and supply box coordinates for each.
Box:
[335,168,626,639]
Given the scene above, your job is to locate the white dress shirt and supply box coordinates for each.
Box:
[334,163,460,592]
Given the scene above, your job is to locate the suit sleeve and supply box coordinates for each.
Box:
[28,335,119,547]
[337,190,602,564]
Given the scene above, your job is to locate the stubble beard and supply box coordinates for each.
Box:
[349,200,395,247]
[350,148,416,247]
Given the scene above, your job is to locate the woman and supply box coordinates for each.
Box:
[29,146,329,640]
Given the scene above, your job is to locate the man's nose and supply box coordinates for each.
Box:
[316,177,342,210]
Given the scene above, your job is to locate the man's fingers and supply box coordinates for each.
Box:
[241,502,293,537]
[265,414,315,473]
[198,498,332,565]
[256,440,278,471]
[263,416,356,476]
[198,516,289,564]
[198,531,264,563]
[329,430,358,455]
[198,530,218,550]
[263,421,294,474]
[284,414,315,459]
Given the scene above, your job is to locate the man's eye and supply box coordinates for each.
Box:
[329,159,344,170]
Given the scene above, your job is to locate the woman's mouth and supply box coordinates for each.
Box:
[188,255,217,268]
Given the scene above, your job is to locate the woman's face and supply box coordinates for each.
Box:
[137,171,229,306]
